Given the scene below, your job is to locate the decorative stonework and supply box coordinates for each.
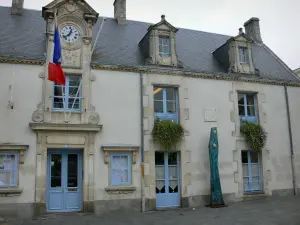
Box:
[39,72,45,79]
[88,112,100,125]
[0,188,23,197]
[82,36,92,45]
[102,145,140,164]
[30,122,102,132]
[32,110,44,123]
[139,15,181,67]
[105,186,136,195]
[62,49,82,68]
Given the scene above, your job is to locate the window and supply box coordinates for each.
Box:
[110,153,131,186]
[238,93,257,123]
[159,36,170,55]
[239,47,248,63]
[154,87,178,123]
[0,152,18,187]
[53,75,82,111]
[242,151,262,193]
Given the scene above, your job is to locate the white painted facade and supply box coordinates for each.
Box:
[1,64,300,216]
[0,0,300,219]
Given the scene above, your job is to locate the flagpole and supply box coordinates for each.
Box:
[67,17,106,122]
[67,79,83,121]
[53,10,67,122]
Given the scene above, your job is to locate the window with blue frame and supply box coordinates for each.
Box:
[154,87,178,123]
[53,75,82,111]
[159,36,170,55]
[242,150,262,193]
[238,93,257,124]
[110,153,131,186]
[239,47,248,63]
[0,152,18,187]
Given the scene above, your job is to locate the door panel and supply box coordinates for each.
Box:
[156,152,180,208]
[47,150,82,212]
[48,154,64,211]
[242,151,262,193]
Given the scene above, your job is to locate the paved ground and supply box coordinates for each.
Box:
[4,196,300,225]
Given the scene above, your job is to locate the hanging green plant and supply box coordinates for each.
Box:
[152,118,184,152]
[240,121,267,151]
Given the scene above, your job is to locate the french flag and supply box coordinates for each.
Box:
[48,25,66,85]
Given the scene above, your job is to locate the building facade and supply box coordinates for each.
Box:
[0,0,300,219]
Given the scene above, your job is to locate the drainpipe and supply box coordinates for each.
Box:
[284,85,297,195]
[140,71,146,212]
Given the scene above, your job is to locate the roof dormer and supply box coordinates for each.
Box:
[139,15,182,67]
[213,27,255,74]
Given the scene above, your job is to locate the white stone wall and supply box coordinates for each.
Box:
[91,70,141,201]
[287,86,300,190]
[0,64,300,207]
[142,72,299,202]
[0,63,43,203]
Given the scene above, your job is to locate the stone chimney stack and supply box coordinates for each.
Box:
[11,0,24,15]
[244,17,262,43]
[114,0,126,24]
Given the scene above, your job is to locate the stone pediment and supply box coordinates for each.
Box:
[42,0,99,24]
[148,15,178,33]
[227,33,253,43]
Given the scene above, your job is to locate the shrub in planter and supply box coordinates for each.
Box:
[152,118,184,152]
[240,121,267,151]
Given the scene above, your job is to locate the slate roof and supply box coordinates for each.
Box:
[0,6,299,83]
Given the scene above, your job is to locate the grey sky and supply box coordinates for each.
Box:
[1,0,299,70]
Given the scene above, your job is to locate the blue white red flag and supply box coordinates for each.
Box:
[48,25,66,85]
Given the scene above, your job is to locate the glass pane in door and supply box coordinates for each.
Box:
[155,152,165,194]
[67,154,78,187]
[51,154,62,188]
[168,153,178,193]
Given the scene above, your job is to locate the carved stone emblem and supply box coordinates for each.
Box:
[88,112,100,125]
[32,110,44,123]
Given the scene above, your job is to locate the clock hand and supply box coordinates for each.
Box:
[67,28,73,37]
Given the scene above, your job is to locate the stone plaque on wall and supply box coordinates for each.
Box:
[62,49,81,68]
[204,108,217,122]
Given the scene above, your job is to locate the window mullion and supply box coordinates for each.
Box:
[248,151,252,191]
[163,88,167,114]
[244,95,248,117]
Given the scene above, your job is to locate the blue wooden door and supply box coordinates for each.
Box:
[155,152,180,208]
[242,150,262,193]
[47,150,83,212]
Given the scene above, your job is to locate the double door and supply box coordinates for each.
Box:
[47,150,83,212]
[155,152,180,208]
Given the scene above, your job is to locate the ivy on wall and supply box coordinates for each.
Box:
[152,118,184,152]
[240,121,267,151]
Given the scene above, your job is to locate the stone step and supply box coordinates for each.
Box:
[242,194,268,201]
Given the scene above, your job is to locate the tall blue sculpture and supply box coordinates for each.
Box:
[208,127,225,207]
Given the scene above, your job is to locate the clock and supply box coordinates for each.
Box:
[60,25,80,43]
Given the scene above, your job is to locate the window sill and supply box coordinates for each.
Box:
[0,187,23,196]
[105,186,136,195]
[52,109,82,113]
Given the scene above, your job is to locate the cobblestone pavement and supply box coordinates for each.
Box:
[5,196,300,225]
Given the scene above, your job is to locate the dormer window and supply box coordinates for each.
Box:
[213,28,255,74]
[239,47,248,63]
[139,15,181,67]
[159,36,170,55]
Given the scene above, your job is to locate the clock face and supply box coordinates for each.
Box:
[60,25,80,43]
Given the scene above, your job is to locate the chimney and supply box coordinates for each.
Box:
[238,28,243,35]
[114,0,126,24]
[11,0,24,15]
[244,17,262,43]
